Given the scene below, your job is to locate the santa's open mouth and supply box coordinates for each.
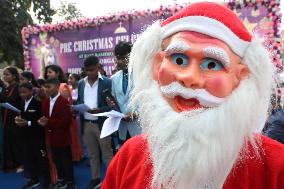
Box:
[174,96,202,112]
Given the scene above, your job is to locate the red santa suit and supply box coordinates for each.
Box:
[102,135,284,189]
[102,2,284,189]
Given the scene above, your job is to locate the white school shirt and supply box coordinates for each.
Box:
[83,74,103,120]
[25,96,33,126]
[49,93,60,117]
[24,96,33,112]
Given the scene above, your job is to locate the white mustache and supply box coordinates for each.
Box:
[160,82,226,107]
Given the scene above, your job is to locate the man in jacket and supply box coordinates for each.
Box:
[77,55,113,189]
[111,41,141,145]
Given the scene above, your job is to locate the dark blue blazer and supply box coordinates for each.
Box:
[264,109,284,144]
[77,76,112,133]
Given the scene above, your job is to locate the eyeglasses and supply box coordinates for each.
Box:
[115,54,129,61]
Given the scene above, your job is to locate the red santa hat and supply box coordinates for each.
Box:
[160,2,252,57]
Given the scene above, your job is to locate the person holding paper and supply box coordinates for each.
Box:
[111,41,141,145]
[15,82,49,189]
[38,78,75,189]
[77,55,113,189]
[0,66,23,172]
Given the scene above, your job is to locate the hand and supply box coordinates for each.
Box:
[106,97,116,108]
[38,116,48,127]
[131,112,138,119]
[15,116,28,127]
[87,108,100,114]
[122,113,133,122]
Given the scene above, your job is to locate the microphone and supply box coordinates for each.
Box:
[103,88,121,112]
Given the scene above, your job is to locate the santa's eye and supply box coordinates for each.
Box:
[171,53,189,67]
[200,58,224,71]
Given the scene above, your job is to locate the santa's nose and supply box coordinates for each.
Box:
[174,63,204,89]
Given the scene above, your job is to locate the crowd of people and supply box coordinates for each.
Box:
[0,41,140,189]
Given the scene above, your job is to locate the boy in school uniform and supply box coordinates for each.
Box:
[15,82,49,189]
[38,78,75,189]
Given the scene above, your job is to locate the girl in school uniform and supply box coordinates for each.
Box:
[0,67,23,172]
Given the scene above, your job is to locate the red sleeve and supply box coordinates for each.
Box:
[102,137,139,189]
[102,135,153,189]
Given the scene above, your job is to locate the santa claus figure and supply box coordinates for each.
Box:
[102,2,284,189]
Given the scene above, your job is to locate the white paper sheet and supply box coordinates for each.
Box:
[92,110,125,118]
[100,117,122,138]
[91,110,126,138]
[72,104,90,114]
[1,103,20,113]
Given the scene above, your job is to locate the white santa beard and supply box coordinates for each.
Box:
[128,22,274,189]
[133,78,265,189]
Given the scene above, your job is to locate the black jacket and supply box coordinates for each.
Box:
[0,84,21,127]
[20,97,45,141]
[264,109,284,144]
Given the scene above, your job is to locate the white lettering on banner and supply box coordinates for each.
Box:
[74,40,95,52]
[61,37,115,54]
[131,33,141,43]
[67,68,82,74]
[99,58,115,64]
[67,66,114,76]
[108,37,114,49]
[94,52,113,57]
[60,42,73,53]
[115,35,129,44]
[105,65,115,76]
[93,37,114,50]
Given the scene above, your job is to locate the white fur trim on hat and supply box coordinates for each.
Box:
[161,16,250,57]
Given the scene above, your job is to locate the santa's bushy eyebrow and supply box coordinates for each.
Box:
[164,41,191,56]
[203,46,230,66]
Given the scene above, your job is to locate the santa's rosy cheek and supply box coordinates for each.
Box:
[205,75,232,98]
[158,66,175,85]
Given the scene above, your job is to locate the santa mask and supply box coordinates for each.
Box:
[128,2,275,189]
